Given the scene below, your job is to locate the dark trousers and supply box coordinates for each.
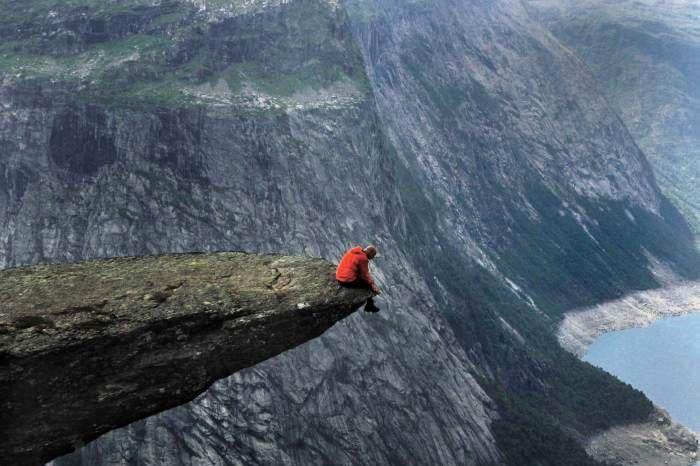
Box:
[337,279,372,290]
[337,280,378,311]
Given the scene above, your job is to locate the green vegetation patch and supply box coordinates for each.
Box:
[0,0,369,108]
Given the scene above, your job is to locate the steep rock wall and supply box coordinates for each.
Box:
[525,0,700,232]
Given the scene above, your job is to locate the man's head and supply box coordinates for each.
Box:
[364,245,378,260]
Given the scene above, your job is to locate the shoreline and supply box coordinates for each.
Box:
[558,280,700,357]
[558,280,700,465]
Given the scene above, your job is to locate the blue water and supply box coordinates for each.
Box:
[583,313,700,432]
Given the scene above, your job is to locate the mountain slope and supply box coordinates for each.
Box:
[0,0,698,465]
[525,0,700,234]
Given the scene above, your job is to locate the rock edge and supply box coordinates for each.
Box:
[0,252,372,466]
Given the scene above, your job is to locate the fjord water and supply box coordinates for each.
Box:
[584,313,700,431]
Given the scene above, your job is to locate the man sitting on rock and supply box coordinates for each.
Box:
[336,245,381,313]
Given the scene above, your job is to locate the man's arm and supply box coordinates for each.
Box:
[358,257,380,294]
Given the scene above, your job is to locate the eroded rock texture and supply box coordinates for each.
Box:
[0,252,371,466]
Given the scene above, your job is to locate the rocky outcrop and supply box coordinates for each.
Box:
[0,252,371,466]
[586,408,698,466]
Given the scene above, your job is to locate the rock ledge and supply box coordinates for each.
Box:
[0,252,371,466]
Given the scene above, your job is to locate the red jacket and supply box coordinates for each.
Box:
[336,246,376,289]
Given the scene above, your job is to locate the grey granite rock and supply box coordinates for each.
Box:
[0,252,371,466]
[525,0,700,232]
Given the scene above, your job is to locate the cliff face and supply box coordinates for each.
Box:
[2,2,504,465]
[1,0,699,465]
[344,0,698,314]
[525,0,700,233]
[0,252,372,466]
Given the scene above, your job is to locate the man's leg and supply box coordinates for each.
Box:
[338,280,380,313]
[363,297,380,313]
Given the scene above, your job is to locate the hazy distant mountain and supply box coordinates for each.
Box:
[527,0,700,234]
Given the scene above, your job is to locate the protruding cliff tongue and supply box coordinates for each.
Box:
[0,252,371,466]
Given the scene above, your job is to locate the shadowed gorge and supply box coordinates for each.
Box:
[0,252,372,466]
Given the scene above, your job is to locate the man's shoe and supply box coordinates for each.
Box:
[364,300,380,313]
